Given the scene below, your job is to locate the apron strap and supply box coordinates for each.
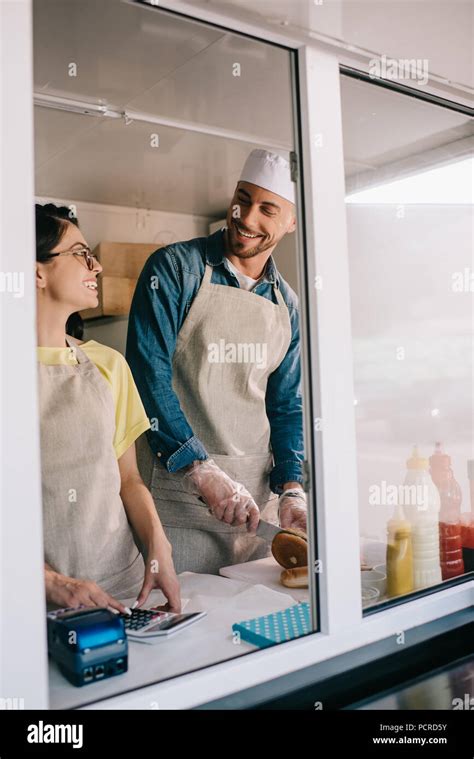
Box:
[273,281,286,307]
[203,263,214,285]
[65,334,92,365]
[205,260,288,310]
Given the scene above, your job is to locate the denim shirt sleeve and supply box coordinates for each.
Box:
[266,293,305,494]
[126,246,209,472]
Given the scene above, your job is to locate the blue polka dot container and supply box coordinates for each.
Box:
[232,602,311,648]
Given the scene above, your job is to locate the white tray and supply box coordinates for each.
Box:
[219,556,310,603]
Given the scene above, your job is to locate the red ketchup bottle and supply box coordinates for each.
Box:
[460,461,474,572]
[429,443,464,580]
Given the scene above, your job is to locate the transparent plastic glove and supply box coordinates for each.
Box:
[279,490,307,532]
[184,458,260,533]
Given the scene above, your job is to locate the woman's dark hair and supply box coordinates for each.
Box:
[35,203,84,339]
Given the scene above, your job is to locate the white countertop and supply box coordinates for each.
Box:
[219,556,310,603]
[49,559,309,709]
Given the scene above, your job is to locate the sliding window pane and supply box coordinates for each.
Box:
[340,72,473,608]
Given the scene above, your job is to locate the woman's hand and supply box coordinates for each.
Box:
[134,543,181,613]
[45,567,129,614]
[118,444,181,611]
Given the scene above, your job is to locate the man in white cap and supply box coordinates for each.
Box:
[127,149,307,574]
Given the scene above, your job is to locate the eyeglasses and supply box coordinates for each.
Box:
[48,245,100,271]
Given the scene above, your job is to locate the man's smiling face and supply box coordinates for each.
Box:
[225,181,296,259]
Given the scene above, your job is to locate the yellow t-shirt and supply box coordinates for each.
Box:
[37,340,150,459]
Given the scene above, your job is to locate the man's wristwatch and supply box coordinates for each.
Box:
[280,487,306,500]
[278,488,307,520]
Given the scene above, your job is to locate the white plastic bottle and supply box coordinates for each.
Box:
[401,446,442,589]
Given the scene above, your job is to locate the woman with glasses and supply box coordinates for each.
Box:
[36,203,180,614]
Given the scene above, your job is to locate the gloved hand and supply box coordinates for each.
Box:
[279,488,307,531]
[184,458,260,533]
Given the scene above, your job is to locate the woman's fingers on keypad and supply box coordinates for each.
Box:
[103,593,128,614]
[134,587,149,609]
[166,594,181,614]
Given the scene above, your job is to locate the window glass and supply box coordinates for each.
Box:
[341,72,474,608]
[33,0,315,707]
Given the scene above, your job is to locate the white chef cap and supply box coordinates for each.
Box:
[239,149,295,204]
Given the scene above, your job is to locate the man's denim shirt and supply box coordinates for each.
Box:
[126,227,304,494]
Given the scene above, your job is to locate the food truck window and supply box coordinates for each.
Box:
[340,71,474,609]
[33,0,317,706]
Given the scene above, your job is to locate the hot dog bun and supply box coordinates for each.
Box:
[280,566,308,588]
[271,528,308,569]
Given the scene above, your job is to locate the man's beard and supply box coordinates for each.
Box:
[226,225,272,258]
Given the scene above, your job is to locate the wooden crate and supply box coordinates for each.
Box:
[92,242,158,278]
[81,242,160,319]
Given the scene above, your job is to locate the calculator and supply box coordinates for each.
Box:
[120,607,206,639]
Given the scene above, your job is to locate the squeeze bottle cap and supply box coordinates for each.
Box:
[429,441,451,467]
[388,503,410,527]
[406,445,429,470]
[394,503,405,520]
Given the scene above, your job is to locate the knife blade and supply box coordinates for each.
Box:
[255,519,282,542]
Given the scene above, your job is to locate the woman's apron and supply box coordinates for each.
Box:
[39,336,145,600]
[140,262,292,575]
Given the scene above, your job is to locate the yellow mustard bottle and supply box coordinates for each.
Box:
[386,505,414,597]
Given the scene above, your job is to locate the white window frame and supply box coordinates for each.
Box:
[1,0,471,710]
[0,0,49,711]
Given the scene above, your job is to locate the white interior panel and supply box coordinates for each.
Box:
[34,107,272,216]
[33,0,293,145]
[127,31,294,145]
[179,0,474,89]
[340,76,473,182]
[33,0,223,107]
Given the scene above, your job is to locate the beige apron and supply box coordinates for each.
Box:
[141,262,292,574]
[39,336,145,600]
